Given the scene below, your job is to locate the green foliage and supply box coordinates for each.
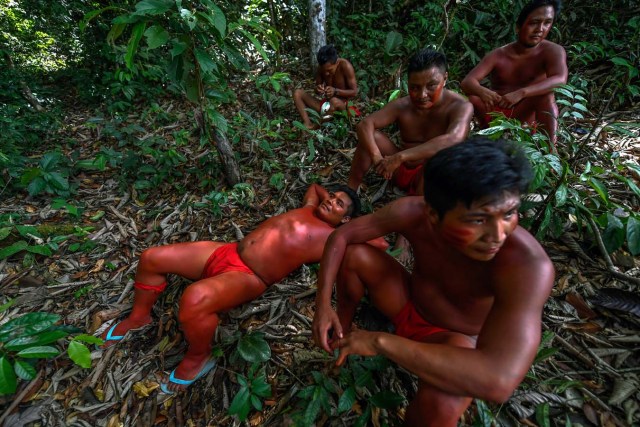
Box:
[228,362,272,421]
[0,312,100,395]
[236,331,271,364]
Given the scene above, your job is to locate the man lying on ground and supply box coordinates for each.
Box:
[293,44,359,129]
[100,184,387,394]
[313,137,555,426]
[461,0,567,146]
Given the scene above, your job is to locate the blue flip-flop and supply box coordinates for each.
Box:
[160,358,217,394]
[95,322,125,350]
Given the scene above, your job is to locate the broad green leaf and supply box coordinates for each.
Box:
[530,163,548,192]
[135,0,173,15]
[68,341,92,368]
[554,87,573,98]
[602,213,624,254]
[588,177,609,204]
[384,31,403,55]
[4,327,78,350]
[338,386,356,413]
[237,332,271,363]
[0,227,12,241]
[27,178,47,196]
[27,245,53,256]
[369,390,404,409]
[228,386,251,420]
[125,22,146,69]
[572,102,589,112]
[0,312,60,341]
[303,386,324,425]
[197,8,226,37]
[194,48,218,75]
[45,172,69,191]
[73,334,104,345]
[354,404,372,427]
[239,29,268,62]
[554,184,567,207]
[474,399,494,427]
[250,393,262,410]
[0,240,28,260]
[80,7,119,32]
[16,346,60,359]
[251,378,271,398]
[611,57,632,68]
[170,40,187,58]
[535,402,551,427]
[14,359,37,380]
[0,357,17,395]
[144,25,170,49]
[307,140,316,162]
[626,216,640,256]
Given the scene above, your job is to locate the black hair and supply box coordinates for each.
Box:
[423,137,533,219]
[517,0,561,27]
[407,48,448,75]
[317,45,338,65]
[332,185,361,218]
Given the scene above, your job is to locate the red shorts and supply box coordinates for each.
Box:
[393,163,423,196]
[322,98,361,117]
[201,243,255,279]
[484,106,515,125]
[392,301,449,342]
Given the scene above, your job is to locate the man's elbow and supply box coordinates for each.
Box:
[477,374,520,403]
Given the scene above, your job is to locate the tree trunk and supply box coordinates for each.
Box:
[4,52,45,112]
[212,128,241,186]
[309,0,326,70]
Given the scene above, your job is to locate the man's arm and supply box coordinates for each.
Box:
[461,50,503,109]
[355,101,403,166]
[335,238,555,402]
[313,199,414,352]
[375,100,473,178]
[500,44,568,107]
[302,184,328,208]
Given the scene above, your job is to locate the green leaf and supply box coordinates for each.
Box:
[0,299,16,313]
[125,22,146,69]
[369,390,404,409]
[107,22,127,44]
[72,334,104,345]
[0,227,13,241]
[588,177,609,204]
[68,341,92,368]
[27,178,46,196]
[27,245,53,256]
[250,393,262,411]
[626,216,640,256]
[0,240,28,260]
[602,213,625,254]
[535,402,551,427]
[4,327,78,350]
[384,31,403,55]
[135,0,173,15]
[237,332,271,363]
[307,140,316,162]
[14,359,37,380]
[474,399,494,427]
[239,29,268,62]
[16,346,60,359]
[611,57,632,68]
[338,385,356,413]
[0,356,17,395]
[197,8,226,37]
[554,184,567,207]
[194,48,218,75]
[0,312,61,341]
[228,386,251,420]
[144,25,170,49]
[251,378,271,398]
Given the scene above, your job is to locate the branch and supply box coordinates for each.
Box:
[587,216,640,286]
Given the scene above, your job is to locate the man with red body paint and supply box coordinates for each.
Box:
[313,137,555,426]
[100,184,388,394]
[461,0,567,145]
[347,48,472,196]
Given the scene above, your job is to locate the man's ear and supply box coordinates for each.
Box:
[341,216,351,224]
[425,205,439,225]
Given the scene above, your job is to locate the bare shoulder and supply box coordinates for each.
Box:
[377,196,426,226]
[338,58,356,73]
[541,40,567,59]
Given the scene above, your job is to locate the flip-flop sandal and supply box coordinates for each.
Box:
[160,358,217,395]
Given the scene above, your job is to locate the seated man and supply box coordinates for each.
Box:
[348,48,472,196]
[461,0,567,145]
[101,184,387,394]
[313,137,555,426]
[293,44,358,129]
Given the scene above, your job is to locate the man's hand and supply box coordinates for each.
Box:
[325,86,336,98]
[374,154,403,180]
[315,84,326,96]
[312,304,344,353]
[479,88,502,110]
[499,90,524,108]
[331,329,381,367]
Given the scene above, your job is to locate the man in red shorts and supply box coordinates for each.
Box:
[100,184,387,394]
[293,44,359,129]
[461,0,567,145]
[347,48,472,196]
[313,137,555,426]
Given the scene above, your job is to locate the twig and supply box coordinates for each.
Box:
[587,217,640,286]
[0,368,43,426]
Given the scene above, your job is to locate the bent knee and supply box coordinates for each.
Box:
[178,284,217,322]
[138,247,167,272]
[293,88,306,100]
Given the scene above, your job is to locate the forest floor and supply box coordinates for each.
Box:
[1,78,639,427]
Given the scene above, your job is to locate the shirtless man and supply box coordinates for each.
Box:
[348,48,472,196]
[313,137,555,426]
[293,44,358,129]
[101,184,387,394]
[461,0,567,145]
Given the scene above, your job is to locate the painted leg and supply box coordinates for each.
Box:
[347,130,399,191]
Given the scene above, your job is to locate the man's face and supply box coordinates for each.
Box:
[319,61,338,80]
[408,67,447,110]
[518,5,555,48]
[433,192,520,261]
[315,191,352,226]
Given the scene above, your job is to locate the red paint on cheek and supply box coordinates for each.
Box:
[430,82,445,104]
[442,227,475,246]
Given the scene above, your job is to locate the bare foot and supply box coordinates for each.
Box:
[304,121,320,130]
[100,315,152,348]
[162,353,214,393]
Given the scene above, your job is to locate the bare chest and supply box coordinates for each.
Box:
[491,53,548,91]
[397,109,451,144]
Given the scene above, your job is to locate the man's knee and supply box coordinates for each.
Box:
[329,97,345,111]
[138,246,165,272]
[293,88,305,101]
[405,380,472,426]
[178,283,216,323]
